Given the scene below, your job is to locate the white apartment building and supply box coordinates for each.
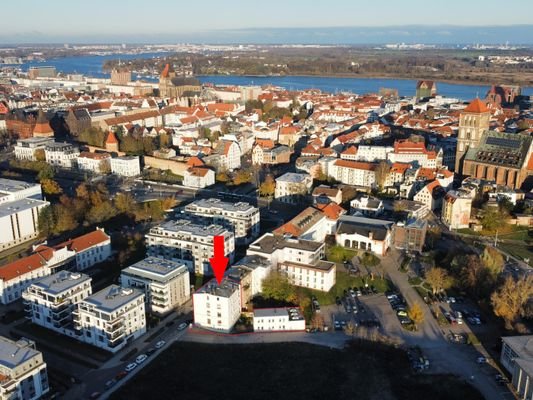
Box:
[350,195,384,217]
[14,137,55,161]
[184,198,260,245]
[146,219,235,275]
[77,152,111,174]
[193,278,241,333]
[388,140,442,169]
[278,260,336,292]
[355,145,393,162]
[330,160,376,187]
[217,140,242,171]
[121,257,190,316]
[0,198,49,252]
[231,254,272,298]
[0,178,43,203]
[22,271,92,335]
[274,172,313,204]
[0,336,49,400]
[73,285,146,353]
[253,307,306,332]
[110,156,141,177]
[247,233,325,267]
[183,167,215,189]
[44,142,80,168]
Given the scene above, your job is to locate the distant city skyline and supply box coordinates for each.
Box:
[1,0,533,44]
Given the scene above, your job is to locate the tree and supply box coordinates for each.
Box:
[424,267,452,294]
[491,275,533,329]
[53,204,77,233]
[41,179,62,196]
[408,302,425,330]
[259,175,276,198]
[98,161,111,174]
[78,127,107,148]
[261,271,295,302]
[459,254,489,298]
[75,183,90,201]
[37,164,54,181]
[481,207,507,232]
[86,201,117,224]
[481,247,504,278]
[38,206,55,237]
[114,193,136,214]
[216,171,231,183]
[374,160,390,191]
[233,170,252,186]
[34,148,46,162]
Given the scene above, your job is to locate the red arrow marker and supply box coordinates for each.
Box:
[209,235,229,285]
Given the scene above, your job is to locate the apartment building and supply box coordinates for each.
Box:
[0,336,49,400]
[183,198,260,245]
[146,219,235,275]
[110,156,141,177]
[441,190,473,230]
[193,278,241,333]
[44,142,80,168]
[14,137,54,161]
[274,172,313,205]
[278,260,336,292]
[330,160,376,187]
[230,254,272,299]
[247,233,325,267]
[22,271,92,335]
[121,257,190,315]
[183,167,215,189]
[77,152,111,174]
[253,307,306,332]
[73,285,146,353]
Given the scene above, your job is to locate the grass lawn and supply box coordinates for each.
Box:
[301,271,391,306]
[458,226,532,241]
[498,243,533,261]
[111,341,483,400]
[326,244,357,263]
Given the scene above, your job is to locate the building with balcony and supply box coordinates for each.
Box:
[193,278,241,333]
[278,260,336,292]
[146,219,235,276]
[0,336,49,400]
[121,257,190,316]
[22,271,92,335]
[183,198,260,245]
[44,142,80,169]
[274,172,313,205]
[73,285,146,353]
[14,137,55,161]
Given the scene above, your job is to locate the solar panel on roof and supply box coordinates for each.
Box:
[486,137,521,149]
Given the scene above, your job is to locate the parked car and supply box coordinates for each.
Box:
[136,354,147,364]
[105,379,117,388]
[155,340,166,349]
[115,371,128,380]
[146,348,156,356]
[178,322,188,330]
[125,363,137,372]
[476,356,487,364]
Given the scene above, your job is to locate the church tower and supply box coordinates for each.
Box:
[159,64,176,98]
[455,98,490,175]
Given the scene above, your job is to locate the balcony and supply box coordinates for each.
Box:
[107,330,125,342]
[105,319,124,333]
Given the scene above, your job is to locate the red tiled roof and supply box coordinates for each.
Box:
[334,160,376,171]
[317,203,346,220]
[106,131,118,144]
[0,250,52,282]
[187,156,205,167]
[54,229,110,253]
[463,98,489,114]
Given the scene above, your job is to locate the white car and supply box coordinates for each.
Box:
[136,354,147,364]
[125,363,137,372]
[155,340,166,349]
[178,322,188,330]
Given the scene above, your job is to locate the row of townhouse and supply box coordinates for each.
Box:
[0,228,111,304]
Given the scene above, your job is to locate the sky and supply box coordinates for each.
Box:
[1,0,533,44]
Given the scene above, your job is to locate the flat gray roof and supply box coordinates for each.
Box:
[280,259,335,272]
[254,307,304,321]
[122,257,188,282]
[233,255,271,270]
[150,219,229,238]
[0,337,40,370]
[0,198,49,218]
[196,278,239,298]
[276,172,310,183]
[502,335,533,360]
[83,285,143,313]
[249,233,323,254]
[185,198,257,214]
[32,271,91,295]
[0,178,40,194]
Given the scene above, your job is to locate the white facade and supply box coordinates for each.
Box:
[336,216,394,256]
[0,337,49,400]
[218,140,242,171]
[0,198,49,251]
[77,152,111,173]
[183,167,215,189]
[44,142,80,168]
[121,257,190,315]
[279,260,336,292]
[274,172,313,204]
[441,190,472,230]
[355,145,393,162]
[0,178,43,203]
[184,198,260,245]
[193,278,241,333]
[330,160,376,187]
[14,137,54,161]
[22,271,92,335]
[73,285,146,353]
[110,156,141,177]
[253,307,306,332]
[146,219,235,275]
